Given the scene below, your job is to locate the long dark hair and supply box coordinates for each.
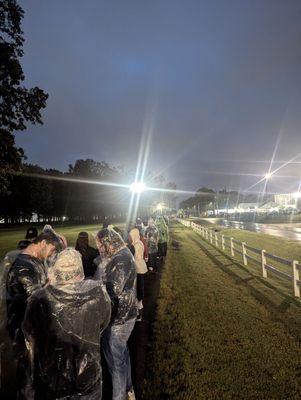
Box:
[75,233,89,257]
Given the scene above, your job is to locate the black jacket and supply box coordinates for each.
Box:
[78,246,99,278]
[6,253,47,345]
[22,279,111,399]
[103,247,138,325]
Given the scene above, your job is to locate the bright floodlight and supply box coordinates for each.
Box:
[265,172,272,180]
[130,181,145,193]
[156,203,163,211]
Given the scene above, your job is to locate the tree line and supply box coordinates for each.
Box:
[0,159,177,224]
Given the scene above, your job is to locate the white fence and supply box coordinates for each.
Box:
[178,219,301,298]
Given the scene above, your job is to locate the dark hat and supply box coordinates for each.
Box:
[25,227,38,240]
[78,231,89,238]
[17,240,31,250]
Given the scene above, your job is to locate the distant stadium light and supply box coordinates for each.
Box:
[265,172,272,180]
[156,203,163,211]
[130,181,145,193]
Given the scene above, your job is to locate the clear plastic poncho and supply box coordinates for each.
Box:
[95,229,138,325]
[22,249,111,399]
[155,216,169,243]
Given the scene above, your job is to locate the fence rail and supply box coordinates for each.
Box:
[178,219,301,298]
[265,253,292,266]
[244,244,262,255]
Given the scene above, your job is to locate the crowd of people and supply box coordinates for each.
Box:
[0,215,169,400]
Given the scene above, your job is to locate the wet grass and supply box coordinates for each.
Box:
[143,223,301,400]
[189,218,301,259]
[0,224,124,259]
[190,223,301,283]
[212,226,301,262]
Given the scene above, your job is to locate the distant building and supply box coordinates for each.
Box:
[259,201,279,211]
[237,202,260,211]
[274,193,296,207]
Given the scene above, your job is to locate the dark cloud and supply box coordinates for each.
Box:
[17,0,301,196]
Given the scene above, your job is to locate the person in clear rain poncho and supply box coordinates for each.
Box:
[155,216,169,260]
[95,228,138,400]
[22,248,111,400]
[0,240,31,396]
[5,226,63,398]
[144,218,159,272]
[129,228,147,322]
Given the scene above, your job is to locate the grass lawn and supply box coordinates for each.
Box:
[144,222,301,400]
[189,218,301,260]
[188,222,301,288]
[0,223,124,259]
[209,226,301,262]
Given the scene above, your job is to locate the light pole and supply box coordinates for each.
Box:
[264,172,272,201]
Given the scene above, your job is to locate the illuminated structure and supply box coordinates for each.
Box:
[274,193,300,209]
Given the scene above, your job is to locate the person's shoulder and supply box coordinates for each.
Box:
[9,254,41,279]
[81,278,102,291]
[115,246,132,257]
[87,279,109,298]
[87,246,99,257]
[4,250,20,263]
[13,253,39,267]
[9,255,30,274]
[74,279,109,305]
[113,247,134,265]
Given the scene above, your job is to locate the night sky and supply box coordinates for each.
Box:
[17,0,301,196]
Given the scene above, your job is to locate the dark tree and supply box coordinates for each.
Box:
[0,164,53,223]
[0,0,48,193]
[180,187,216,215]
[66,159,125,222]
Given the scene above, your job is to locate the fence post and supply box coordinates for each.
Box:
[292,260,300,298]
[230,237,235,257]
[242,242,247,266]
[221,235,225,251]
[261,250,267,278]
[210,230,213,244]
[215,232,218,247]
